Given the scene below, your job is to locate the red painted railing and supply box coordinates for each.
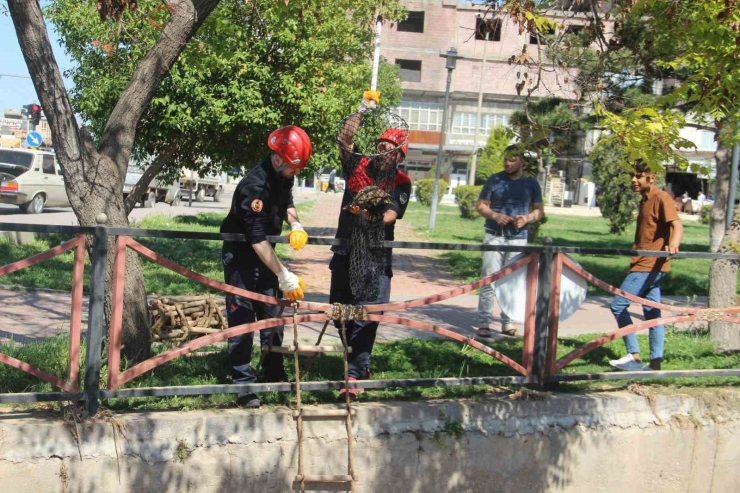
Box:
[3,227,739,399]
[545,253,740,375]
[0,235,86,392]
[105,237,540,390]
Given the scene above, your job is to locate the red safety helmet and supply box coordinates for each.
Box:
[268,126,312,170]
[376,128,409,156]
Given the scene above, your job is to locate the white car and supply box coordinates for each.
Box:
[0,148,70,213]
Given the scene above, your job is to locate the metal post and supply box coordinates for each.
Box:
[727,144,739,228]
[429,68,454,231]
[83,224,108,416]
[531,243,553,388]
[469,30,489,186]
[370,15,383,91]
[188,169,195,207]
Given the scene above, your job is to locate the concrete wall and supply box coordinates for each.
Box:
[1,390,739,493]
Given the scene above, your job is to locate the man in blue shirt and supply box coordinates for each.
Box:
[475,145,544,337]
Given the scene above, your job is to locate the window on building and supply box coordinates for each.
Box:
[452,162,468,173]
[475,17,502,41]
[395,101,443,131]
[452,113,478,135]
[397,11,425,33]
[480,114,510,134]
[529,24,555,45]
[396,59,422,83]
[699,130,716,151]
[452,112,510,136]
[565,24,584,36]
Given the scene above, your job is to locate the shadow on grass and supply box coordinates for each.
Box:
[168,213,226,230]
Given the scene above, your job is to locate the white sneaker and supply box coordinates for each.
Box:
[609,354,644,371]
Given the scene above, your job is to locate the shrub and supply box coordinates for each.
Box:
[700,203,712,224]
[591,141,640,234]
[454,185,483,218]
[415,178,448,206]
[476,126,514,185]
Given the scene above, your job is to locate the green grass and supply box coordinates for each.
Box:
[0,201,314,295]
[403,202,726,296]
[1,329,737,410]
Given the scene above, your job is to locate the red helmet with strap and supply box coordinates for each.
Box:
[268,126,312,170]
[376,128,409,156]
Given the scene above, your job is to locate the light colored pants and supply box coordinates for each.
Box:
[477,233,528,328]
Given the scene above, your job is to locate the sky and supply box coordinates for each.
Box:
[0,6,74,114]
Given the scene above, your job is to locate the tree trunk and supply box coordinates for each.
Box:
[708,202,740,351]
[707,123,740,351]
[8,0,221,363]
[709,137,730,252]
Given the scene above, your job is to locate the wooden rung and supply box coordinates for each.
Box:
[263,345,351,354]
[293,408,351,418]
[295,475,355,483]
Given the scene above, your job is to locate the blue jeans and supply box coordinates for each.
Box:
[609,271,666,361]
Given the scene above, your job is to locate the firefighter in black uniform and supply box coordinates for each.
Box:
[220,126,312,408]
[330,92,412,400]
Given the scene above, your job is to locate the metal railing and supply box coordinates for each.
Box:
[1,221,739,415]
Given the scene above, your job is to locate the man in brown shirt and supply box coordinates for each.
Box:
[609,163,683,371]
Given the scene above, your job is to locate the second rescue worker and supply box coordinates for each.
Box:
[220,126,311,409]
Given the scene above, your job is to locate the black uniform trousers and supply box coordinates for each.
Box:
[223,248,285,384]
[329,253,391,379]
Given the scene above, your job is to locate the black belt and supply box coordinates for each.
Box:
[485,228,523,239]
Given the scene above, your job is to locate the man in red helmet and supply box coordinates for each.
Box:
[220,125,311,408]
[330,93,412,400]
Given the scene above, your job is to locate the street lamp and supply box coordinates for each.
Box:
[429,47,459,231]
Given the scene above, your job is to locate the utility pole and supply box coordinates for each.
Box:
[429,48,459,231]
[728,144,740,228]
[469,29,490,187]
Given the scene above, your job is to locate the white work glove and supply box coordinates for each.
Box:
[288,222,308,250]
[277,269,306,301]
[358,90,381,113]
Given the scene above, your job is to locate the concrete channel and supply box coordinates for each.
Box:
[0,389,738,492]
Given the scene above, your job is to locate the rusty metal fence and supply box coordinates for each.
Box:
[1,221,739,415]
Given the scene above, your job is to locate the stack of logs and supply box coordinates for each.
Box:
[149,295,228,342]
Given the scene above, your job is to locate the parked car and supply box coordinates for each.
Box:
[0,148,70,214]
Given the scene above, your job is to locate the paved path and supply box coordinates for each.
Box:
[0,189,709,350]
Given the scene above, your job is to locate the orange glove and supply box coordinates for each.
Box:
[277,269,307,301]
[363,90,381,106]
[359,90,381,112]
[288,222,308,250]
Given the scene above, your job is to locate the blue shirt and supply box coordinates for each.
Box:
[479,172,542,239]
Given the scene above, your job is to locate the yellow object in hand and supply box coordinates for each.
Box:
[288,228,308,250]
[284,278,307,301]
[363,90,381,105]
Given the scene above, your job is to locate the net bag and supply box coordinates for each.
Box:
[335,108,409,301]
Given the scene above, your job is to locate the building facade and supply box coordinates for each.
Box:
[383,0,582,193]
[384,1,717,204]
[1,108,53,149]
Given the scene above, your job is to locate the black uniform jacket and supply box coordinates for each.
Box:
[221,155,295,265]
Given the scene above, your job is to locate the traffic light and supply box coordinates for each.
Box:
[22,104,34,116]
[30,105,42,126]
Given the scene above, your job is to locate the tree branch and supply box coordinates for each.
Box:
[98,0,221,165]
[124,144,178,214]
[7,0,87,171]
